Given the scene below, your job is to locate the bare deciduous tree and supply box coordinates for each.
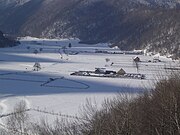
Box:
[3,72,180,135]
[6,101,29,135]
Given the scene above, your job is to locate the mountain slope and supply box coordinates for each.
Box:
[0,0,179,58]
[0,0,43,34]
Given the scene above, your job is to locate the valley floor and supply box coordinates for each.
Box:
[0,37,179,124]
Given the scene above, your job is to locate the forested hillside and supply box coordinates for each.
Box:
[0,0,179,57]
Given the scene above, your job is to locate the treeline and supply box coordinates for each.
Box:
[79,73,180,135]
[0,72,180,135]
[0,31,20,48]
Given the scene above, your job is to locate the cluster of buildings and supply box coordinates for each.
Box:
[71,68,145,79]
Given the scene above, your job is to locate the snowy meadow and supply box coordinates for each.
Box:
[0,37,178,124]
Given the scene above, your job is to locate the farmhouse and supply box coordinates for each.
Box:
[95,68,116,75]
[117,68,126,75]
[105,70,116,75]
[95,68,106,74]
[133,56,141,62]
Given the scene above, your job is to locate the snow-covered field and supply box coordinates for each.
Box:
[0,37,179,123]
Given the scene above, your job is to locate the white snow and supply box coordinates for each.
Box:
[0,37,179,124]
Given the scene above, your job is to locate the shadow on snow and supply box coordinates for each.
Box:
[0,69,144,96]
